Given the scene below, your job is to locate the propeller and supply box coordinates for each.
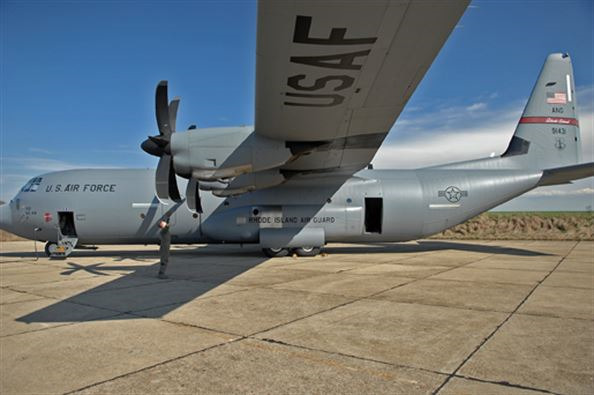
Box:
[141,81,182,202]
[185,178,203,214]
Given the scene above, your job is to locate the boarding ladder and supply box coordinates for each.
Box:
[49,229,78,259]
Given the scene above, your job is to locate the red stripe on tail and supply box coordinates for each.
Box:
[519,116,579,126]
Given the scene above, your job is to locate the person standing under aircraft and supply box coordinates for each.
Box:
[158,218,171,279]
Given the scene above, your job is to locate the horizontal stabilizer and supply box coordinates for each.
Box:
[538,162,594,186]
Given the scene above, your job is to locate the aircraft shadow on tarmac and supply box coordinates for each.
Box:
[325,240,552,256]
[12,241,550,325]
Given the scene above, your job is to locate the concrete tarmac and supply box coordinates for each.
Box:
[0,240,592,394]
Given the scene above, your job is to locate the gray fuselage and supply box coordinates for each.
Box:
[0,164,542,247]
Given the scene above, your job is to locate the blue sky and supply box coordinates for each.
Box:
[1,0,593,210]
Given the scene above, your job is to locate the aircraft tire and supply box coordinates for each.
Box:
[44,242,58,257]
[262,247,289,258]
[293,247,320,257]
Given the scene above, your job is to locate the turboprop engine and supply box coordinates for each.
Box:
[170,127,292,182]
[141,81,297,201]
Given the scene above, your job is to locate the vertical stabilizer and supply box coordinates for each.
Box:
[503,53,581,169]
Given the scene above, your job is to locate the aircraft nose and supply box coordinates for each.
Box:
[0,203,12,231]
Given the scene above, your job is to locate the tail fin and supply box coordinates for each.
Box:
[502,53,581,169]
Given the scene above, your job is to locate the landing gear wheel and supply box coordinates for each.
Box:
[44,242,58,257]
[262,247,289,258]
[293,247,320,257]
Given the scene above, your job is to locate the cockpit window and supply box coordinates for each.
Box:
[21,177,43,192]
[20,180,33,192]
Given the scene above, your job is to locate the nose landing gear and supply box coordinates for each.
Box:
[44,241,60,257]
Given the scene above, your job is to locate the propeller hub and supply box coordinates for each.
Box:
[141,137,169,157]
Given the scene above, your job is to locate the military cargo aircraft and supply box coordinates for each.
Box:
[1,0,592,263]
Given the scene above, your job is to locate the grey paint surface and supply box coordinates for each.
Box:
[255,0,469,142]
[0,165,544,246]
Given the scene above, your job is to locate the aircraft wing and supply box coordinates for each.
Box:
[255,0,469,175]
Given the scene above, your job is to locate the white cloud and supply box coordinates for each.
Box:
[28,147,53,155]
[496,177,593,211]
[1,156,113,172]
[466,102,487,112]
[374,105,521,168]
[375,85,594,169]
[577,85,593,111]
[578,112,593,162]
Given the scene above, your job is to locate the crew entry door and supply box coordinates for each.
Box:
[57,211,77,237]
[54,211,79,257]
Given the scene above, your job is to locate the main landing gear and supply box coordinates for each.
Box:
[262,247,321,258]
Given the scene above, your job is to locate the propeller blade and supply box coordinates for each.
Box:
[185,178,203,214]
[168,157,182,202]
[155,81,172,138]
[169,97,180,133]
[155,155,181,202]
[155,155,171,201]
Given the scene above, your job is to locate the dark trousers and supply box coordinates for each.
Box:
[158,228,171,275]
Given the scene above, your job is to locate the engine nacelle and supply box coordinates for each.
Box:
[170,127,293,181]
[212,170,285,197]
